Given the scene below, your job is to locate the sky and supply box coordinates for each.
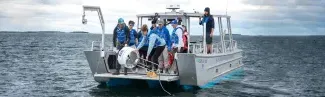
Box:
[0,0,324,35]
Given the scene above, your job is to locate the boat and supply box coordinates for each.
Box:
[82,5,243,89]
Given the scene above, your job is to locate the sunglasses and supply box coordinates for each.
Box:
[129,24,134,26]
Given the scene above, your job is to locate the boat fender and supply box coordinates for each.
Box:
[168,52,174,66]
[100,50,105,57]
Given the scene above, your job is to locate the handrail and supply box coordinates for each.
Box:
[189,40,237,54]
[91,41,101,51]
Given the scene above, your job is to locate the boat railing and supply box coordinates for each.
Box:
[218,40,237,53]
[189,40,237,54]
[91,41,101,51]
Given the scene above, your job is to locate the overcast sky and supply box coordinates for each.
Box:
[0,0,324,35]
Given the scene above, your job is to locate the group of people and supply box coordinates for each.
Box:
[112,7,214,75]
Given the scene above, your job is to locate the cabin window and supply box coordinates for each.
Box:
[215,68,218,73]
[230,64,232,67]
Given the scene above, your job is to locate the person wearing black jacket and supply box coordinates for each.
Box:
[112,18,130,75]
[199,7,215,54]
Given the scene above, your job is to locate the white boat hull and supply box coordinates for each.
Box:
[84,49,243,87]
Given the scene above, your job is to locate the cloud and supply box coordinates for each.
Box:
[0,0,324,35]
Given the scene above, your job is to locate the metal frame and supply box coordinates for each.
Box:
[82,6,105,56]
[135,9,234,54]
[81,5,236,55]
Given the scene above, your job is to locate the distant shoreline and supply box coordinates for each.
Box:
[0,31,89,33]
[0,31,324,36]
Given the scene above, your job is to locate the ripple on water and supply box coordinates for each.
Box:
[1,33,325,97]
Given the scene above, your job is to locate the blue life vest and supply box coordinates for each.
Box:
[171,27,183,45]
[129,29,136,45]
[116,27,127,43]
[156,28,165,39]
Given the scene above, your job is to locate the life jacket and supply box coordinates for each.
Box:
[156,27,166,40]
[182,31,188,50]
[129,29,136,45]
[171,27,183,45]
[168,52,174,65]
[116,26,127,43]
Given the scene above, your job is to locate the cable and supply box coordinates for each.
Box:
[138,58,172,95]
[158,70,172,96]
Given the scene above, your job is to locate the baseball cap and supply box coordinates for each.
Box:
[118,18,124,24]
[170,20,178,25]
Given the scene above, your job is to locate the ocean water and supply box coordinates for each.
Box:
[0,32,325,97]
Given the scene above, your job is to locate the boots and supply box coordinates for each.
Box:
[112,68,127,75]
[124,67,128,75]
[112,68,120,75]
[112,63,121,75]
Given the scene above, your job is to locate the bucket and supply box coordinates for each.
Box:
[117,47,140,68]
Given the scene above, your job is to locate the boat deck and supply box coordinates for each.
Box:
[94,73,179,82]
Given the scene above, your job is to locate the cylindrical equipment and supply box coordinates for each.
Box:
[117,47,140,69]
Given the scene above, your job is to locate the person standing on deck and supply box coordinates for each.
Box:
[128,20,137,47]
[199,7,215,54]
[147,20,158,65]
[170,20,184,53]
[150,19,157,31]
[112,18,130,75]
[137,24,166,71]
[182,25,189,53]
[156,20,171,72]
[136,26,149,64]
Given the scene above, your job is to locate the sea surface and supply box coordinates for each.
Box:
[0,32,325,97]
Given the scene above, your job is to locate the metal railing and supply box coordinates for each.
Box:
[91,41,101,51]
[91,41,116,51]
[189,40,237,54]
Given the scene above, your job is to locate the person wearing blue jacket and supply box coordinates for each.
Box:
[137,24,166,71]
[112,18,130,75]
[128,20,137,47]
[137,29,149,60]
[113,18,130,49]
[156,20,171,70]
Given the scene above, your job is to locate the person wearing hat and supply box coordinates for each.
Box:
[170,19,184,53]
[112,18,130,75]
[150,19,158,31]
[156,20,171,72]
[128,20,137,47]
[199,7,215,54]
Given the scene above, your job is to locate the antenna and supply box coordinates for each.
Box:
[226,0,229,15]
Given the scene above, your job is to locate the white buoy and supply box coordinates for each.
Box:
[117,47,140,68]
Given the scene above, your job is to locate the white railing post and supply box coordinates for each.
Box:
[203,23,207,54]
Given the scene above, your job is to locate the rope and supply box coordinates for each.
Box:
[158,72,172,96]
[137,58,172,95]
